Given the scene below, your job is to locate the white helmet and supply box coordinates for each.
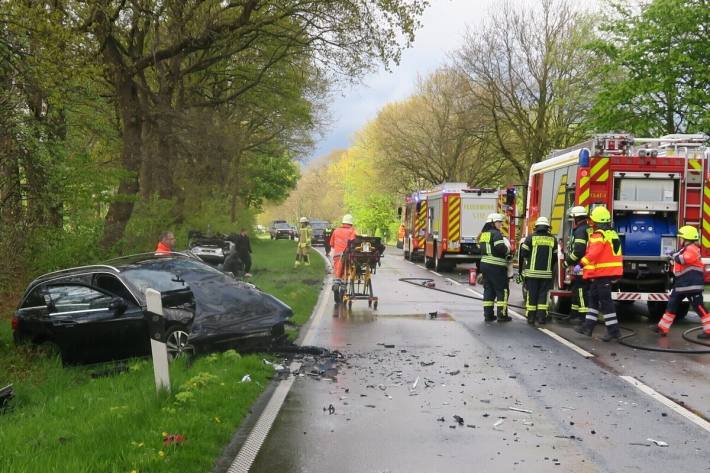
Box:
[568,206,588,218]
[299,217,309,223]
[342,214,354,225]
[535,216,550,227]
[487,213,504,223]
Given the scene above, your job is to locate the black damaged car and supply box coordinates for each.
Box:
[12,253,292,364]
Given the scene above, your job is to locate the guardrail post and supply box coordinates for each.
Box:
[145,288,171,393]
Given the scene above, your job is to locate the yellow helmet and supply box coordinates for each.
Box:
[677,225,699,241]
[590,206,611,224]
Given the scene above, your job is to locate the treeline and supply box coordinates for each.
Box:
[0,0,428,288]
[268,0,710,238]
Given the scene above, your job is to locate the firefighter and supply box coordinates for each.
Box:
[652,226,710,339]
[574,206,623,341]
[295,217,312,267]
[518,217,557,325]
[330,214,357,302]
[565,206,591,325]
[479,213,511,322]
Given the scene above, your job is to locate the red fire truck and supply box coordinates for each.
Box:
[400,190,430,261]
[419,183,517,272]
[525,133,710,320]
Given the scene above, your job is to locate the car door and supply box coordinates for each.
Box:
[45,283,144,363]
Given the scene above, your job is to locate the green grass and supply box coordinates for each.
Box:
[249,239,325,326]
[0,239,325,473]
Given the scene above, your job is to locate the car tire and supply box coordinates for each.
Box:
[165,326,195,360]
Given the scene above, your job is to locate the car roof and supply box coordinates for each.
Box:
[28,252,197,287]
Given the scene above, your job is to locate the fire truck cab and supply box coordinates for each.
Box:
[526,133,710,321]
[422,183,516,272]
[400,191,429,261]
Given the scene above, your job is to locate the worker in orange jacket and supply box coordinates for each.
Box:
[155,231,176,254]
[653,226,710,339]
[574,206,623,341]
[330,214,357,304]
[330,214,357,280]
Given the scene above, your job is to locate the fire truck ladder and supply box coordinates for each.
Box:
[673,136,710,228]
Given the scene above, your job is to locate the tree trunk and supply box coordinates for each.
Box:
[100,77,143,249]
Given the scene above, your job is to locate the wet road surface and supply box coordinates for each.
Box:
[246,248,710,472]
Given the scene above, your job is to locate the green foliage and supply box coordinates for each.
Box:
[589,0,710,134]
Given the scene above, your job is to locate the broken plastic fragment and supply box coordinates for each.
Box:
[412,376,420,390]
[240,374,252,383]
[508,407,533,414]
[647,438,668,447]
[454,415,464,425]
[493,419,504,428]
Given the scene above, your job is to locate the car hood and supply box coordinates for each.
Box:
[186,277,292,343]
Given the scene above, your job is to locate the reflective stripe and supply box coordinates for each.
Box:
[483,301,494,307]
[584,261,623,270]
[574,238,587,244]
[481,256,508,266]
[675,285,705,293]
[674,266,704,277]
[588,308,599,314]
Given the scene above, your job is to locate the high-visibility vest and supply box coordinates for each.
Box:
[480,229,509,267]
[581,229,623,279]
[519,231,557,279]
[331,225,356,256]
[672,243,704,292]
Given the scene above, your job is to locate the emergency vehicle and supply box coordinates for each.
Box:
[421,183,517,272]
[400,190,430,261]
[525,133,710,320]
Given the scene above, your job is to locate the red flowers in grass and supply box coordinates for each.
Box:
[162,434,186,446]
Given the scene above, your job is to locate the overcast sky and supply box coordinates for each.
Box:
[308,0,497,162]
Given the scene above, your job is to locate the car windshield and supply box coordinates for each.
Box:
[120,258,225,295]
[311,222,328,229]
[274,223,290,229]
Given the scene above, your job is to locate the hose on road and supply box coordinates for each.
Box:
[398,277,710,354]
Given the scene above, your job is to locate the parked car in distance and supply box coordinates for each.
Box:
[187,230,233,265]
[310,220,329,245]
[12,253,293,364]
[269,222,295,240]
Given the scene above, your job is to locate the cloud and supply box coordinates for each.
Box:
[309,0,496,161]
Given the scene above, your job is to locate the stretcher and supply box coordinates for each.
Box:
[341,237,385,310]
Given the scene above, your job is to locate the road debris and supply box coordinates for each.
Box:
[411,376,420,390]
[508,407,533,414]
[447,370,460,376]
[453,415,464,425]
[493,419,505,428]
[647,438,669,447]
[240,374,252,383]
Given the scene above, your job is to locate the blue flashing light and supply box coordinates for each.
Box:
[578,148,591,167]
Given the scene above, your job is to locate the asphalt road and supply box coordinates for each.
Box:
[240,247,710,473]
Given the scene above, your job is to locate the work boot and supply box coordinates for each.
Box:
[497,315,512,323]
[697,332,710,340]
[527,315,535,325]
[649,325,667,336]
[601,331,620,342]
[484,312,497,322]
[305,262,310,266]
[294,261,301,268]
[575,322,593,337]
[570,316,584,326]
[536,314,547,325]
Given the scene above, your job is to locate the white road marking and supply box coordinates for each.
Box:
[430,270,442,276]
[230,249,332,471]
[620,375,710,433]
[445,277,462,286]
[537,328,595,358]
[417,265,425,270]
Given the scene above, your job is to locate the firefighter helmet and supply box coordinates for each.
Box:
[342,214,354,225]
[299,217,309,223]
[568,206,588,218]
[487,213,504,223]
[590,206,611,224]
[677,225,699,241]
[534,216,550,228]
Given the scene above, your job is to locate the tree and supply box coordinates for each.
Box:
[369,69,507,191]
[589,0,710,135]
[455,0,599,183]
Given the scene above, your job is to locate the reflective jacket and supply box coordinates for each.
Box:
[519,230,557,279]
[155,242,172,254]
[480,228,509,267]
[298,226,312,248]
[566,222,590,266]
[330,225,356,256]
[672,243,704,293]
[580,228,623,279]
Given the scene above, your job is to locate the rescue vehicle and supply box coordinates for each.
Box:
[400,189,431,262]
[525,133,710,321]
[421,183,517,272]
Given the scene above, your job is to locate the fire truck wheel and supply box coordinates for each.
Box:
[424,254,434,269]
[404,250,410,260]
[646,301,667,322]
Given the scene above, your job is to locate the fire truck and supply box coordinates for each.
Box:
[525,133,710,321]
[400,190,430,261]
[419,183,517,272]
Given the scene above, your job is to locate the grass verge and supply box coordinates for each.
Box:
[0,239,325,473]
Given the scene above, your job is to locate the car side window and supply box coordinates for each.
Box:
[46,285,114,315]
[94,274,137,305]
[21,286,47,309]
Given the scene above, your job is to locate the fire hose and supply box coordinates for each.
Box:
[398,277,710,354]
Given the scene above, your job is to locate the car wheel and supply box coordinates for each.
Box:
[165,326,194,360]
